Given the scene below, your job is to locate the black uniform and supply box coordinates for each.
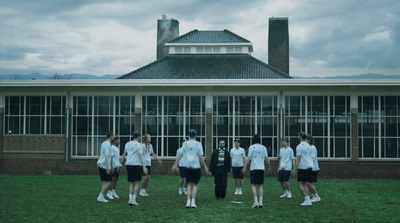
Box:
[210,148,231,199]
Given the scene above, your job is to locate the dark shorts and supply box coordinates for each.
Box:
[112,168,120,177]
[126,165,143,182]
[179,166,187,178]
[143,166,151,176]
[297,168,313,182]
[232,166,243,179]
[310,171,319,183]
[186,168,201,184]
[278,170,291,182]
[98,167,112,182]
[250,170,265,185]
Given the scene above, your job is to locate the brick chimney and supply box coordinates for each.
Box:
[157,15,179,60]
[268,17,289,75]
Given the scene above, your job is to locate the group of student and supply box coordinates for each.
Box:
[96,131,161,205]
[96,129,321,208]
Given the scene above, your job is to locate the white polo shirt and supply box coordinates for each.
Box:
[182,139,204,169]
[124,140,144,166]
[97,140,112,169]
[230,147,246,167]
[176,147,188,167]
[248,144,268,171]
[296,141,314,170]
[142,144,154,166]
[310,145,320,171]
[111,145,122,168]
[279,147,295,171]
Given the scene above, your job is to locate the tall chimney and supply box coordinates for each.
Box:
[268,17,289,75]
[157,15,179,60]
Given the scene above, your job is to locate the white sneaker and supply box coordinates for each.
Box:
[186,200,191,208]
[97,196,109,203]
[300,200,312,206]
[251,202,260,208]
[106,192,114,200]
[139,191,147,196]
[131,200,139,206]
[287,192,292,199]
[311,196,321,202]
[143,191,149,196]
[179,188,183,195]
[238,188,242,195]
[112,191,119,199]
[234,188,239,195]
[128,199,133,205]
[183,188,187,195]
[280,192,288,198]
[190,202,197,208]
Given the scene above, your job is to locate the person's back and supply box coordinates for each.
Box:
[310,145,320,171]
[125,140,142,166]
[296,141,313,170]
[182,139,203,169]
[248,143,268,171]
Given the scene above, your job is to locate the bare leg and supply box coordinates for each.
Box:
[191,184,198,199]
[141,175,150,190]
[285,182,290,191]
[234,179,238,188]
[129,182,134,195]
[187,183,193,199]
[133,181,140,196]
[307,182,317,194]
[297,181,309,197]
[279,181,286,191]
[239,179,243,188]
[251,184,257,197]
[100,182,112,195]
[111,176,118,190]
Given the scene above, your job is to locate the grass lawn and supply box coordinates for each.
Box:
[1,174,400,222]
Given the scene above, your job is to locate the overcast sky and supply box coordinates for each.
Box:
[1,0,399,78]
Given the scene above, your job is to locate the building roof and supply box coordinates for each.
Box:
[118,54,292,79]
[167,29,251,44]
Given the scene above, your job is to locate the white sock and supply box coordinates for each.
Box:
[132,194,137,200]
[98,193,104,199]
[191,199,196,205]
[112,189,116,193]
[314,193,319,197]
[259,197,263,204]
[305,196,310,202]
[129,194,133,199]
[253,196,258,203]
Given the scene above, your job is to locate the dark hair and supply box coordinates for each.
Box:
[253,134,261,144]
[283,138,290,143]
[106,131,114,139]
[189,129,197,137]
[219,139,225,143]
[112,137,119,144]
[306,135,315,145]
[298,131,307,140]
[133,131,141,139]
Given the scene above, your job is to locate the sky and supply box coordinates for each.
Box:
[0,0,399,78]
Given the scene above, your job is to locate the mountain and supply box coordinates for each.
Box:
[293,73,400,79]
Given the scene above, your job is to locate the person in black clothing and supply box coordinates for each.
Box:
[210,139,231,199]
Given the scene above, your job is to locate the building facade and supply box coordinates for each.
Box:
[0,79,399,178]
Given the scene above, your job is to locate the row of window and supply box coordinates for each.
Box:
[3,95,400,159]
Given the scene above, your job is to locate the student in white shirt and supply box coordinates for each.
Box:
[306,135,321,203]
[243,134,271,208]
[107,137,122,200]
[277,138,295,199]
[176,138,188,195]
[230,138,246,195]
[172,129,209,208]
[96,131,115,203]
[121,131,148,206]
[293,131,314,206]
[140,134,162,196]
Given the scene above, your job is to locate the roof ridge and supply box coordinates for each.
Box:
[250,56,292,78]
[222,29,251,43]
[117,57,169,79]
[167,30,198,43]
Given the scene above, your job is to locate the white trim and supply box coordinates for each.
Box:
[165,43,253,47]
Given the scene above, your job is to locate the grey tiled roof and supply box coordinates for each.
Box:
[167,29,251,44]
[118,54,291,79]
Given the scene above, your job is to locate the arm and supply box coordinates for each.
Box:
[153,153,162,166]
[105,155,111,174]
[121,152,127,166]
[199,155,210,176]
[277,158,281,174]
[209,150,215,175]
[172,154,183,173]
[292,156,300,176]
[290,158,296,176]
[227,152,231,173]
[242,156,251,174]
[139,153,148,175]
[265,158,271,175]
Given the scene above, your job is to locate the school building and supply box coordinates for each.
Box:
[0,16,399,178]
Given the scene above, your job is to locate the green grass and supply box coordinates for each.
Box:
[1,174,400,223]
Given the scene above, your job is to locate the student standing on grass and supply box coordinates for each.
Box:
[210,139,231,200]
[277,138,295,199]
[242,134,271,208]
[107,137,121,200]
[122,131,148,206]
[293,131,314,206]
[230,138,245,195]
[306,135,321,203]
[172,129,210,208]
[96,131,115,203]
[140,134,162,197]
[176,138,188,195]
